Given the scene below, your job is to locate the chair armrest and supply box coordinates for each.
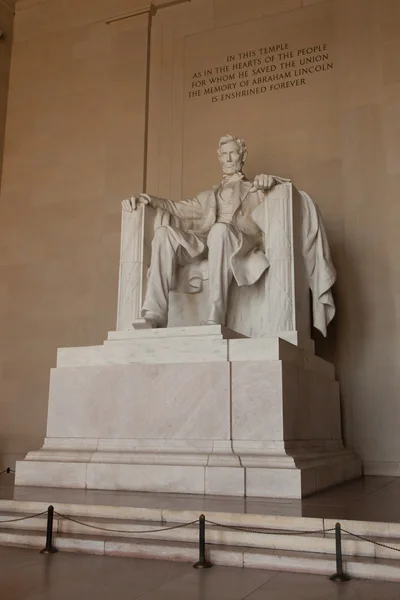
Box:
[252,182,311,345]
[116,204,156,330]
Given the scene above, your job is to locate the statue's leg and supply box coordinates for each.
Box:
[142,226,205,327]
[206,223,241,325]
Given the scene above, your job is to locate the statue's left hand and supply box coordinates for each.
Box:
[250,174,276,193]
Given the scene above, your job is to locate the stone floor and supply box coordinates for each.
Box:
[2,474,400,523]
[1,545,400,600]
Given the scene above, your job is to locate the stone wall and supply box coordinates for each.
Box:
[0,0,14,184]
[0,0,15,467]
[1,0,399,475]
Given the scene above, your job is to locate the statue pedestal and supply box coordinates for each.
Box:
[15,326,360,499]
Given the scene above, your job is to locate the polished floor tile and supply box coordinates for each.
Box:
[2,547,400,600]
[0,547,190,600]
[243,571,363,600]
[129,566,277,600]
[351,581,400,600]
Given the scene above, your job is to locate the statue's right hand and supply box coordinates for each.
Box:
[121,194,150,212]
[122,194,150,212]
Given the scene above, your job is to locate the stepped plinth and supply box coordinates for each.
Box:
[15,326,360,498]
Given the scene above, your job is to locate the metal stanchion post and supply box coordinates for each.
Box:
[40,505,58,554]
[193,514,212,569]
[329,522,350,581]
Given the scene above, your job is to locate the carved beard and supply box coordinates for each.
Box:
[221,157,244,175]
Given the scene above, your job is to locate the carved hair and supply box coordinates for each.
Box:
[218,134,248,164]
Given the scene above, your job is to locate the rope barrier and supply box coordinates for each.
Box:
[55,513,338,539]
[0,468,15,476]
[55,512,198,535]
[0,510,47,524]
[205,519,400,552]
[205,519,335,536]
[341,528,400,553]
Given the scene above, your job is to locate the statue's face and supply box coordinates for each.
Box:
[218,141,243,175]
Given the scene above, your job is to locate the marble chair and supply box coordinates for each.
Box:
[117,181,312,349]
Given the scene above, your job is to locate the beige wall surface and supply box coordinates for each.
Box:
[1,0,399,475]
[0,0,152,467]
[0,0,14,469]
[0,1,14,185]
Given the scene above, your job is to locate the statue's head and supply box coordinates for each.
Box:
[217,134,247,176]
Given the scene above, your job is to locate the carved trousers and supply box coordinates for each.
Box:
[141,223,243,326]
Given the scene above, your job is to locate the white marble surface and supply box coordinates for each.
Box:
[57,338,230,367]
[56,536,106,555]
[86,463,206,494]
[205,467,245,496]
[229,337,297,363]
[246,468,302,499]
[14,451,361,498]
[15,461,87,489]
[16,349,360,498]
[108,324,246,340]
[26,437,243,468]
[47,362,231,440]
[57,335,334,376]
[229,337,334,378]
[231,361,341,443]
[232,361,285,442]
[245,453,361,499]
[116,204,156,330]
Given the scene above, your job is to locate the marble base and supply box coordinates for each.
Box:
[16,328,361,499]
[16,452,360,499]
[57,326,327,370]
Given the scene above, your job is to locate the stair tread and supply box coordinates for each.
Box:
[1,511,400,547]
[0,527,398,565]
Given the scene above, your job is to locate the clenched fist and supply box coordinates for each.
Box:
[121,194,151,212]
[249,174,276,193]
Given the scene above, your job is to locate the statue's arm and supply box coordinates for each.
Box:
[122,192,206,227]
[145,194,203,222]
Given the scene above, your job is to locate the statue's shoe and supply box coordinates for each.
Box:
[142,311,165,328]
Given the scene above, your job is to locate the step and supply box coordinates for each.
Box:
[1,528,400,582]
[0,500,327,529]
[1,502,400,541]
[51,516,377,560]
[2,509,400,562]
[107,325,245,341]
[2,500,400,582]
